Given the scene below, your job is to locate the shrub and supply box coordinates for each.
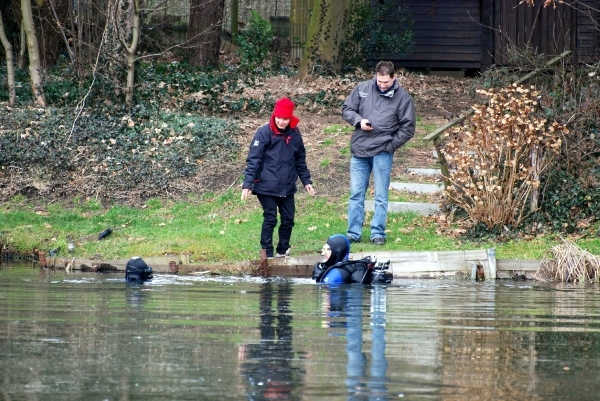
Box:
[0,107,239,203]
[470,53,600,235]
[441,84,566,229]
[236,10,275,73]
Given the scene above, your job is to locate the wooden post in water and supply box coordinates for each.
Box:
[169,261,178,274]
[471,262,478,280]
[38,251,46,268]
[259,249,269,277]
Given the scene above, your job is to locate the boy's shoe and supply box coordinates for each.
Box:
[276,249,291,258]
[372,237,385,246]
[348,236,361,243]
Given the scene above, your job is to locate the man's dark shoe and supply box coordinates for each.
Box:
[348,236,361,243]
[372,237,385,246]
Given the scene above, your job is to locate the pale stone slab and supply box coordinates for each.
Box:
[365,200,440,215]
[390,182,442,193]
[406,168,442,176]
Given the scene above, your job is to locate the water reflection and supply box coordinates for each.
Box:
[126,282,147,310]
[322,285,389,400]
[239,282,305,400]
[5,268,600,400]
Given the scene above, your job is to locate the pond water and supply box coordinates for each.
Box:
[1,266,600,400]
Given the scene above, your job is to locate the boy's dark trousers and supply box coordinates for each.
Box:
[257,194,295,257]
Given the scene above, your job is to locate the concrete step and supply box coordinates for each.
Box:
[389,181,442,193]
[406,167,442,176]
[365,200,439,216]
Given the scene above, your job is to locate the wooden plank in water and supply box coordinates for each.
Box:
[394,271,469,279]
[497,259,541,271]
[268,264,313,278]
[61,250,551,281]
[350,249,489,262]
[390,260,472,273]
[496,259,543,280]
[267,255,322,266]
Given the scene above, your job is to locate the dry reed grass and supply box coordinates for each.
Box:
[536,238,600,282]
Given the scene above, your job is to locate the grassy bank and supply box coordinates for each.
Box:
[2,188,599,265]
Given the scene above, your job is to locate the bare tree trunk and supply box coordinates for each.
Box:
[18,22,25,68]
[49,0,75,66]
[34,3,47,69]
[126,0,141,108]
[0,11,16,106]
[231,0,238,45]
[78,0,85,68]
[113,0,141,108]
[68,0,79,74]
[188,0,224,67]
[21,0,46,107]
[530,145,541,212]
[297,0,353,79]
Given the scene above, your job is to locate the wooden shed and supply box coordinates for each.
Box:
[384,0,599,71]
[225,0,597,71]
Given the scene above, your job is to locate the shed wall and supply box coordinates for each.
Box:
[390,0,482,70]
[576,0,599,62]
[493,0,576,65]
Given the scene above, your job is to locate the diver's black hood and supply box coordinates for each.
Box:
[324,235,350,267]
[126,257,153,282]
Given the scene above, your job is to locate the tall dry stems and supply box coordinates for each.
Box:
[441,84,567,229]
[537,238,600,283]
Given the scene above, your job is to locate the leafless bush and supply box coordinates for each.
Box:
[441,84,567,229]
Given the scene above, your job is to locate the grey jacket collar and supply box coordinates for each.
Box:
[372,76,399,98]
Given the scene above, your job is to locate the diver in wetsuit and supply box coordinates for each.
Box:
[312,235,392,285]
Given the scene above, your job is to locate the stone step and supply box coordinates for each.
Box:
[406,167,442,176]
[365,200,440,216]
[389,181,442,194]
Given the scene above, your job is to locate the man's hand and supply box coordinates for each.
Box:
[241,188,252,201]
[305,184,315,196]
[360,119,373,131]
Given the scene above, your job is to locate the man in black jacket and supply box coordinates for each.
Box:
[242,98,315,258]
[342,61,415,245]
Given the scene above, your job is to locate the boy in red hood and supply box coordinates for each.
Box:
[242,98,315,258]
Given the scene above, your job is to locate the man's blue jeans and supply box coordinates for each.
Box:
[347,152,393,241]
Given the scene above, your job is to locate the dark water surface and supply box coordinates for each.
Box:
[2,266,600,400]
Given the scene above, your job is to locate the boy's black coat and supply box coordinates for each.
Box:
[242,124,312,197]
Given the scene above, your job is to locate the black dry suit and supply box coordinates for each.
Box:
[125,257,153,282]
[312,235,392,284]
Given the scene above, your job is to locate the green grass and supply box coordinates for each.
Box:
[399,116,439,151]
[416,116,439,136]
[0,188,593,264]
[320,158,331,167]
[323,124,354,134]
